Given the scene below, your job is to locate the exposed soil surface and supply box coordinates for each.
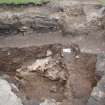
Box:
[0,44,97,105]
[0,0,104,54]
[0,0,105,105]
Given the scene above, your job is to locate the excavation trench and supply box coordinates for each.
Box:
[0,44,98,105]
[0,1,105,105]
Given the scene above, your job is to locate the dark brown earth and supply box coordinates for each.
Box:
[0,44,97,105]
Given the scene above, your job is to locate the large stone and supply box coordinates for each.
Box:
[96,54,105,78]
[87,76,105,105]
[31,16,58,33]
[0,78,23,105]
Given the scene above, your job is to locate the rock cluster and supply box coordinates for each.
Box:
[0,15,58,35]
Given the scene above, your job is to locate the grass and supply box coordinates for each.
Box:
[98,0,105,4]
[0,0,49,4]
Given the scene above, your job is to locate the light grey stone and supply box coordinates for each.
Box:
[40,99,60,105]
[0,78,23,105]
[96,54,105,77]
[87,76,105,105]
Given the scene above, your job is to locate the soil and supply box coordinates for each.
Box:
[0,0,104,105]
[0,44,97,105]
[0,0,104,54]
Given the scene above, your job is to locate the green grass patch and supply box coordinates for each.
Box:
[0,0,49,5]
[98,0,105,4]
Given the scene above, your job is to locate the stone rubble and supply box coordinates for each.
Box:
[17,54,67,81]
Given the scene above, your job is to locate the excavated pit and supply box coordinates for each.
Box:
[0,44,97,105]
[1,0,105,105]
